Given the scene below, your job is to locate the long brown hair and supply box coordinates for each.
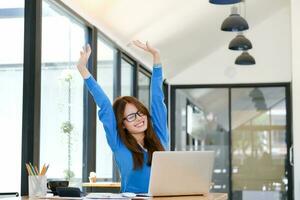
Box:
[113,96,165,169]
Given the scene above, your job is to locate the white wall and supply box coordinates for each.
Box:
[291,0,300,199]
[169,6,291,84]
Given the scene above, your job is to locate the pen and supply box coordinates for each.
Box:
[29,162,36,175]
[45,164,49,174]
[40,164,46,175]
[34,166,39,175]
[25,164,32,175]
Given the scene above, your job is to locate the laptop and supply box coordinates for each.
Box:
[147,151,215,197]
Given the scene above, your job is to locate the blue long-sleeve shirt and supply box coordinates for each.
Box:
[84,64,169,193]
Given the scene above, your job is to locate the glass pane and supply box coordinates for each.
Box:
[231,87,288,200]
[96,38,114,180]
[175,89,230,193]
[121,59,134,96]
[40,0,86,187]
[0,0,24,193]
[138,71,150,108]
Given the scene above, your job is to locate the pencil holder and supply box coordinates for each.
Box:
[28,175,47,197]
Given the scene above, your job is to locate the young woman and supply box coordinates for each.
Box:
[77,40,169,193]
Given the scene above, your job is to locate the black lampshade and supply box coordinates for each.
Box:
[235,51,255,65]
[209,0,241,4]
[221,7,249,32]
[229,34,252,50]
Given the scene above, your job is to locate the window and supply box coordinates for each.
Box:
[96,37,115,180]
[40,0,86,186]
[121,58,134,96]
[138,70,150,108]
[0,0,24,193]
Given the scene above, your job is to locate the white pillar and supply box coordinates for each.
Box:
[291,0,300,199]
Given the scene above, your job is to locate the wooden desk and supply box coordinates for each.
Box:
[80,183,227,199]
[149,193,227,200]
[16,193,227,200]
[82,182,121,193]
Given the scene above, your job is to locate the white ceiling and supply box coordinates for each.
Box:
[59,0,290,131]
[61,0,290,81]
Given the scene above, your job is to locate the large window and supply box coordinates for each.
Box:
[121,58,134,96]
[138,70,150,108]
[96,38,115,180]
[0,0,24,193]
[40,0,86,186]
[0,0,156,193]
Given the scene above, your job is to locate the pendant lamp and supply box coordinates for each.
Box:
[229,33,252,50]
[221,6,249,32]
[209,0,241,4]
[235,51,255,65]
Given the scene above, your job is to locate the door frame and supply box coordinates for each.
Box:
[169,83,293,200]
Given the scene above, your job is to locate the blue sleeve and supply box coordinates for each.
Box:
[150,64,170,149]
[84,75,121,152]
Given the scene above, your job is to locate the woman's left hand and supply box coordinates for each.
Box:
[133,40,159,55]
[132,40,160,64]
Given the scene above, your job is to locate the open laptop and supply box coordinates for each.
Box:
[147,151,215,197]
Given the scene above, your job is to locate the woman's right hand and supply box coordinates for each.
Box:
[77,44,92,79]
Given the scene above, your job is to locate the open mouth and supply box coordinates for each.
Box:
[135,121,144,128]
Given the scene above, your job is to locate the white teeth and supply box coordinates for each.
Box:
[135,121,144,127]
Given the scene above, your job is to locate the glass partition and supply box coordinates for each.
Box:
[0,0,24,193]
[231,87,288,199]
[173,86,291,199]
[175,88,230,193]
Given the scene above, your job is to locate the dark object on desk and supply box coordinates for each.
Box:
[47,180,69,195]
[56,187,82,197]
[0,192,19,198]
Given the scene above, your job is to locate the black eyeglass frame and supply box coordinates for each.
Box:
[123,111,144,122]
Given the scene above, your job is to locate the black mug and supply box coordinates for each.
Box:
[47,180,69,195]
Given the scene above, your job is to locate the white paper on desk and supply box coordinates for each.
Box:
[84,193,128,199]
[129,197,151,199]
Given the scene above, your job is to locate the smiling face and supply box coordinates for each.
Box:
[112,96,165,169]
[123,103,148,134]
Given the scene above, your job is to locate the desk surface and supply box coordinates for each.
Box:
[15,193,227,200]
[149,193,227,200]
[80,183,227,199]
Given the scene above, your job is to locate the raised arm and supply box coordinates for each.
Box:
[77,44,121,151]
[132,41,169,148]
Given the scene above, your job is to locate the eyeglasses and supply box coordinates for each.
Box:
[123,111,145,122]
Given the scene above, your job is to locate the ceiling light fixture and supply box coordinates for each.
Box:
[235,51,255,65]
[229,32,252,50]
[221,6,248,32]
[209,0,241,5]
